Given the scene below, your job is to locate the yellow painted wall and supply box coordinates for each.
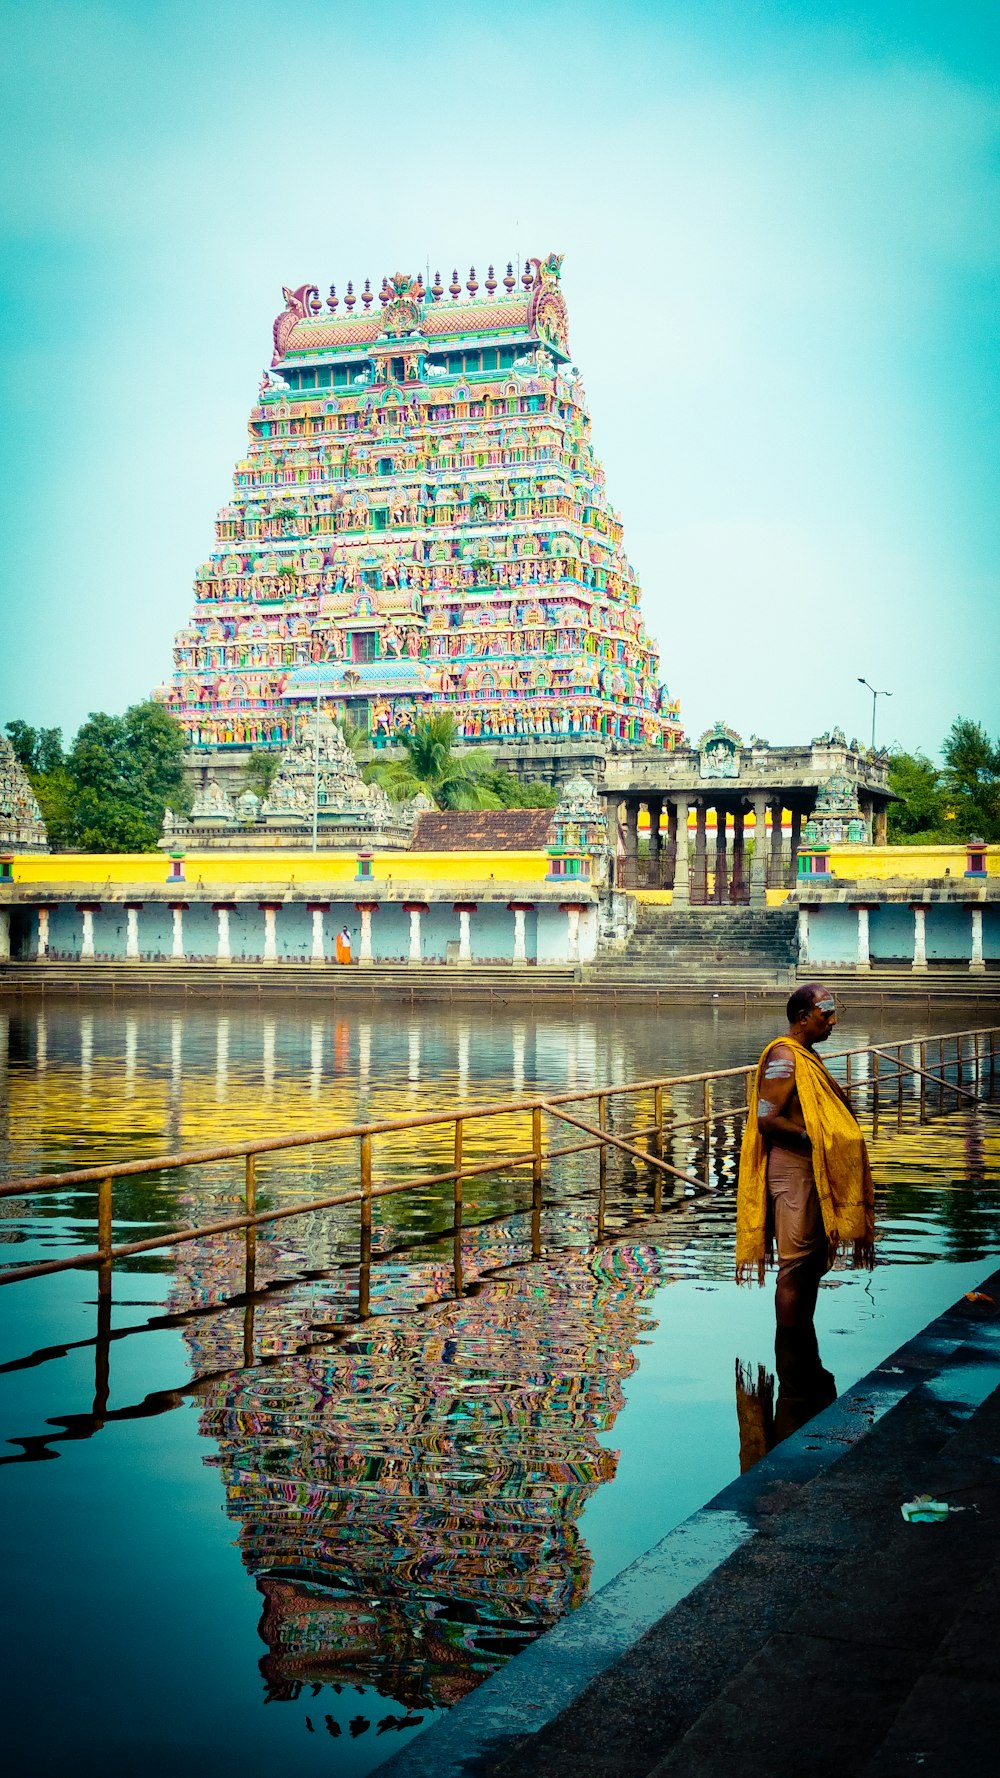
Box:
[826,844,999,881]
[8,850,553,889]
[632,888,792,907]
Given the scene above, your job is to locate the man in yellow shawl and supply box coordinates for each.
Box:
[737,983,874,1328]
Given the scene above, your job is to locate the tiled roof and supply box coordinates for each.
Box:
[413,808,553,851]
[281,297,533,359]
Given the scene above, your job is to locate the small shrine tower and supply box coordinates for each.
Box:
[0,737,48,852]
[158,256,682,758]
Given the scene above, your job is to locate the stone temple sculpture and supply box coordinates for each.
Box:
[0,737,48,851]
[162,717,418,850]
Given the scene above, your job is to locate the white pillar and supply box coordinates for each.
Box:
[565,905,581,962]
[512,906,528,966]
[81,908,96,959]
[797,906,809,964]
[125,906,140,960]
[855,905,871,972]
[358,905,375,966]
[37,907,50,959]
[458,908,472,965]
[216,905,231,962]
[407,906,422,964]
[0,907,10,962]
[170,905,185,961]
[970,906,985,975]
[310,907,325,962]
[912,905,928,972]
[262,905,278,963]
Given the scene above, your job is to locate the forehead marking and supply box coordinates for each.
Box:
[816,998,836,1013]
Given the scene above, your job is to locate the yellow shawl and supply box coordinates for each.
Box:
[736,1036,875,1284]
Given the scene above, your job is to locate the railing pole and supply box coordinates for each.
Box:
[597,1094,607,1241]
[872,1046,880,1128]
[846,1050,853,1101]
[919,1039,927,1122]
[453,1116,464,1296]
[359,1133,372,1319]
[598,1093,608,1195]
[243,1153,257,1365]
[97,1174,113,1302]
[896,1042,904,1128]
[653,1086,664,1214]
[531,1105,543,1260]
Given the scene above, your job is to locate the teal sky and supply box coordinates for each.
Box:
[1,0,997,754]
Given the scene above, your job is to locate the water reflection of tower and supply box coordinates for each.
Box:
[183,1232,671,1709]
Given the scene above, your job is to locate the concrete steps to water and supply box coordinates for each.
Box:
[592,906,800,987]
[0,960,578,1002]
[377,1274,1000,1778]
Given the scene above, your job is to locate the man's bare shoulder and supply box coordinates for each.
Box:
[761,1042,796,1081]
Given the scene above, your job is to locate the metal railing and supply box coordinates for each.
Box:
[1,1026,997,1329]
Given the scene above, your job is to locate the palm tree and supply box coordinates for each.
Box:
[370,714,501,809]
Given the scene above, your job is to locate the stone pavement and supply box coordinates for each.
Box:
[378,1271,1000,1778]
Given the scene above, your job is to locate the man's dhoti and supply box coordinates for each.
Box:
[766,1146,828,1280]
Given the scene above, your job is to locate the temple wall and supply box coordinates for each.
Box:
[8,850,557,889]
[803,905,858,965]
[827,844,999,880]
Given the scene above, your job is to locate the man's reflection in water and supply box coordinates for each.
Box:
[736,1328,837,1472]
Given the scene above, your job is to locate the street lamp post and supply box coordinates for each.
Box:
[857,677,892,750]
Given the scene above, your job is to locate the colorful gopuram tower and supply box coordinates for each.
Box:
[160,256,682,754]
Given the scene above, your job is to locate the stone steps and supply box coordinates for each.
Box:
[0,961,578,1000]
[380,1278,1000,1778]
[599,906,800,979]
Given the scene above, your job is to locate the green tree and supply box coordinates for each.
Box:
[4,721,75,846]
[4,721,65,775]
[68,701,189,851]
[886,750,946,842]
[483,769,560,809]
[242,749,281,801]
[941,718,1000,841]
[370,714,501,809]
